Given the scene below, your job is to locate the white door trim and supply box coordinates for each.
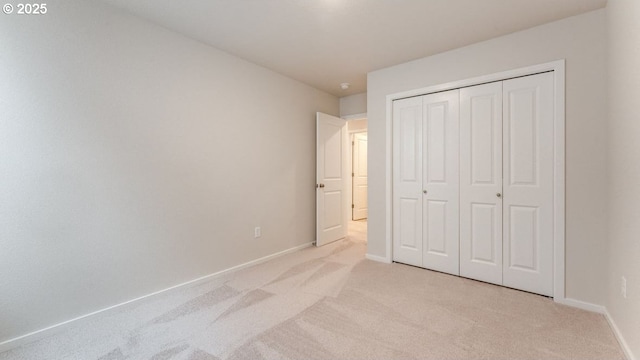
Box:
[385,60,565,301]
[348,129,367,223]
[342,113,367,121]
[352,132,368,221]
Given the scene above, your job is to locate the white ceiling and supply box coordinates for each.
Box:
[100,0,607,96]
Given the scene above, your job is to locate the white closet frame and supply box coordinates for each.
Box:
[384,60,566,302]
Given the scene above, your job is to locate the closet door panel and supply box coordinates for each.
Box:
[392,97,423,267]
[470,203,498,263]
[422,90,460,275]
[460,82,503,285]
[502,72,554,296]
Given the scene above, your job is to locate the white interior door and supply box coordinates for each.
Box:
[352,132,368,221]
[460,82,504,285]
[316,112,348,247]
[502,72,554,296]
[422,90,460,275]
[392,97,423,267]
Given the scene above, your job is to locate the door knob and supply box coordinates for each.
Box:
[423,190,427,194]
[319,184,325,188]
[496,193,502,198]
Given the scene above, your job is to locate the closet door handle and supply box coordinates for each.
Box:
[423,190,427,194]
[496,193,502,198]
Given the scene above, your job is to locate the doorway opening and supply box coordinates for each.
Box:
[347,118,367,241]
[315,112,367,246]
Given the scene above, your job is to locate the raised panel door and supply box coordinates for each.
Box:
[460,82,503,285]
[393,97,423,266]
[502,72,554,296]
[316,112,348,247]
[422,90,460,275]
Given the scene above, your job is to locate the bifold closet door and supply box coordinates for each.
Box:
[393,91,460,273]
[422,90,460,275]
[393,97,423,267]
[460,82,503,286]
[502,72,554,296]
[393,72,555,296]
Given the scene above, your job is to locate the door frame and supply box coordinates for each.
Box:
[343,115,368,223]
[384,60,566,302]
[350,131,367,221]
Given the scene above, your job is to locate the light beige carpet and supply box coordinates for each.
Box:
[0,220,625,359]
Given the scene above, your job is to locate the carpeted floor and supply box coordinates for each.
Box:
[0,220,625,359]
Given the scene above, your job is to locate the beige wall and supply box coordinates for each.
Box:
[0,0,338,343]
[348,119,368,133]
[367,10,607,305]
[606,0,640,358]
[340,93,367,117]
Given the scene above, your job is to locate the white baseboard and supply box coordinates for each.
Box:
[0,241,314,353]
[365,253,391,264]
[554,297,606,313]
[604,309,636,360]
[554,298,634,360]
[4,245,635,360]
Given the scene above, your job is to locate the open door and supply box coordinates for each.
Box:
[352,132,368,220]
[316,112,348,246]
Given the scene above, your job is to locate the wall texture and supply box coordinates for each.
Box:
[339,93,367,117]
[367,10,607,305]
[606,0,640,358]
[0,0,338,343]
[348,119,368,133]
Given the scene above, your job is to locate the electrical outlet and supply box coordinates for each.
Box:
[621,276,627,299]
[254,227,261,238]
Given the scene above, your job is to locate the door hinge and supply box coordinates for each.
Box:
[352,204,355,209]
[352,172,354,177]
[352,141,355,145]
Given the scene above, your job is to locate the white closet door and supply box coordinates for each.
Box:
[392,97,423,267]
[460,82,503,285]
[502,73,554,296]
[422,90,460,275]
